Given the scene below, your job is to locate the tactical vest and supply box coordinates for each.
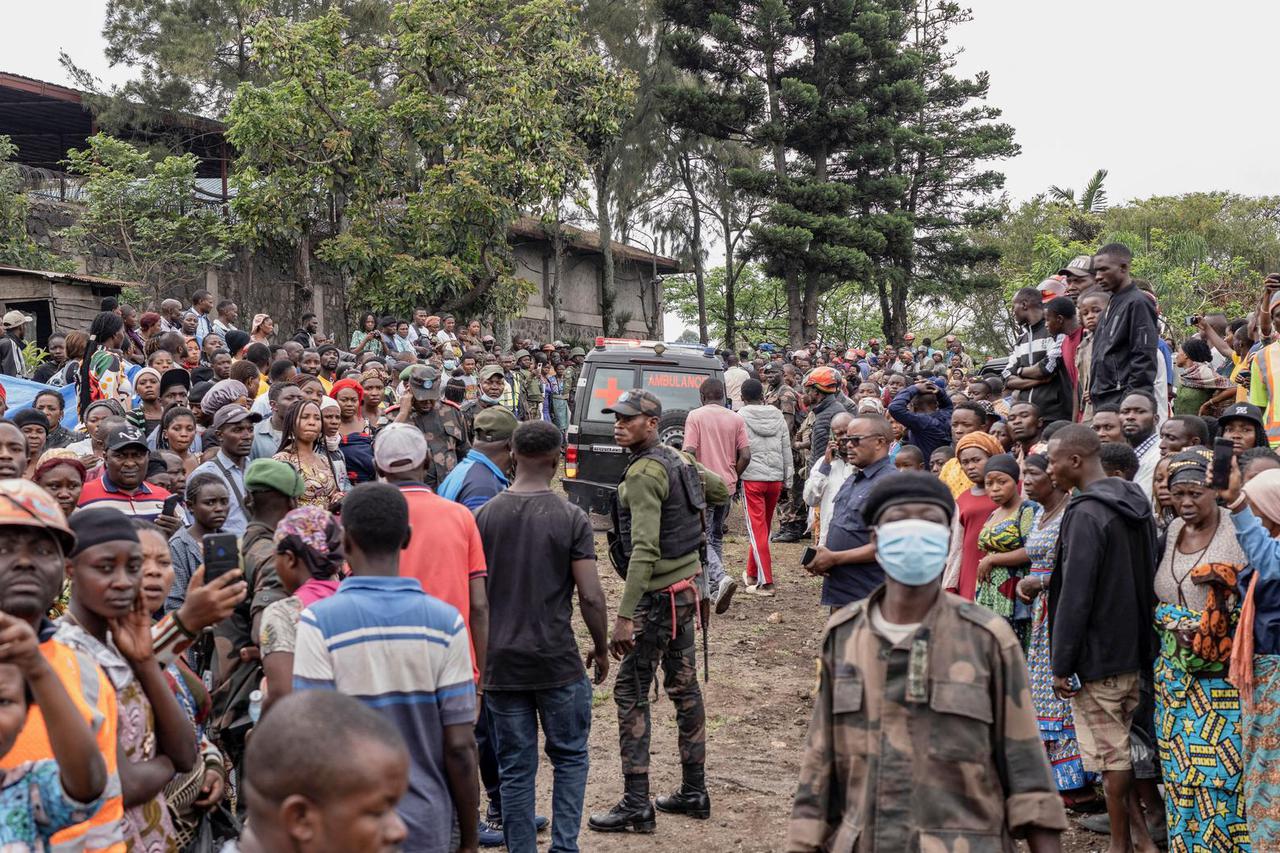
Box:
[608,444,706,578]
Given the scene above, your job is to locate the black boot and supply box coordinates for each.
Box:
[588,773,656,833]
[655,763,711,819]
[771,523,804,543]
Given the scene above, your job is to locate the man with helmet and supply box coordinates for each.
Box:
[590,389,728,834]
[803,366,858,472]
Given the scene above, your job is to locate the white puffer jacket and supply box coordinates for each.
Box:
[739,404,793,486]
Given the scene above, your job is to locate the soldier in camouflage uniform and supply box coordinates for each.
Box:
[588,389,729,835]
[394,364,471,490]
[787,471,1067,852]
[459,364,511,442]
[764,362,807,542]
[563,347,586,416]
[514,349,543,421]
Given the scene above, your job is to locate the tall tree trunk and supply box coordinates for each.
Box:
[766,47,804,349]
[722,190,736,351]
[801,144,829,344]
[551,214,565,341]
[594,162,616,336]
[297,230,313,321]
[678,147,708,345]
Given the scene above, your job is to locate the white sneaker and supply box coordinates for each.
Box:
[714,577,737,614]
[742,570,758,592]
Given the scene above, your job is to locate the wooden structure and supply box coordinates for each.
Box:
[0,266,127,346]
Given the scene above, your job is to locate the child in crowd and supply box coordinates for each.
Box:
[0,613,107,846]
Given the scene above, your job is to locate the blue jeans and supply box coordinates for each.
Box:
[705,501,729,589]
[487,676,592,852]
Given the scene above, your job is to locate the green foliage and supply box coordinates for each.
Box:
[661,0,1014,345]
[0,137,74,272]
[62,0,393,127]
[227,1,633,323]
[666,263,884,347]
[969,191,1280,355]
[60,134,230,302]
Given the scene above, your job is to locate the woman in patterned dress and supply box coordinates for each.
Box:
[974,453,1036,645]
[1016,453,1094,798]
[56,509,198,852]
[1219,465,1280,846]
[257,507,344,714]
[273,399,342,511]
[1156,450,1251,850]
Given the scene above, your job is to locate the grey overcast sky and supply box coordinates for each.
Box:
[7,1,1280,337]
[14,0,1280,205]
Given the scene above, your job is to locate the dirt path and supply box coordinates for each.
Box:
[518,506,1107,851]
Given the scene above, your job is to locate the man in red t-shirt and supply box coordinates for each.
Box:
[683,378,750,613]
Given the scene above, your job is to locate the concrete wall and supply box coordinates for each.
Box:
[24,198,661,347]
[511,241,662,343]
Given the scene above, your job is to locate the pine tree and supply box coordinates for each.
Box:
[875,0,1018,341]
[661,0,923,346]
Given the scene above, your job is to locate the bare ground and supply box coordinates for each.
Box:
[518,501,1108,851]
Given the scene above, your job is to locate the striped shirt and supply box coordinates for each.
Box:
[76,475,172,520]
[293,576,476,853]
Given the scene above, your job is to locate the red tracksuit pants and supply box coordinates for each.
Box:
[743,480,783,585]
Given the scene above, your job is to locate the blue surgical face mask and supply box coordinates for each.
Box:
[875,518,951,586]
[479,392,502,404]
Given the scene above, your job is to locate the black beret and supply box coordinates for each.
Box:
[68,507,139,557]
[861,471,955,526]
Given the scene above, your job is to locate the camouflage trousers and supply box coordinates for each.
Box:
[776,451,808,529]
[615,586,705,775]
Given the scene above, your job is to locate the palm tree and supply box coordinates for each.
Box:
[1049,168,1109,213]
[1049,169,1108,242]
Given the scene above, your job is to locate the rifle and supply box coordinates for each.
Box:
[697,508,711,682]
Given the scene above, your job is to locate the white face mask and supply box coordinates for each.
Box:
[324,434,341,452]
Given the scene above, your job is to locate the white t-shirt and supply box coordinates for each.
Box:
[869,600,920,646]
[723,366,751,410]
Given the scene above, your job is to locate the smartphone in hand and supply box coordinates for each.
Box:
[801,546,817,566]
[1211,437,1235,490]
[202,533,241,584]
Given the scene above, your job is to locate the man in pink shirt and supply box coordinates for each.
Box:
[683,378,750,613]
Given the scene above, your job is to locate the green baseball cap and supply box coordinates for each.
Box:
[244,458,306,498]
[474,407,519,442]
[478,364,505,381]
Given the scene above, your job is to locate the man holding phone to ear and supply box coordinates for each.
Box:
[190,404,261,536]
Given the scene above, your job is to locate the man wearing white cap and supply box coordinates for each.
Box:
[0,309,33,377]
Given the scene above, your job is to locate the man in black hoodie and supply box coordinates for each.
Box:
[1089,243,1159,411]
[1047,423,1158,853]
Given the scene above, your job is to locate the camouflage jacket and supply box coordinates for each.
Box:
[518,367,543,418]
[407,404,472,490]
[787,588,1067,852]
[765,382,801,433]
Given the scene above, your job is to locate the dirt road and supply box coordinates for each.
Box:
[517,508,1107,851]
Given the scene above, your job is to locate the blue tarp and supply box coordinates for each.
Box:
[1,375,79,429]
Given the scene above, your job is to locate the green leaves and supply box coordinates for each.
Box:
[60,134,229,302]
[0,136,74,273]
[226,0,632,321]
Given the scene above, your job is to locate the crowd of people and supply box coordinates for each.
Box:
[0,238,1277,852]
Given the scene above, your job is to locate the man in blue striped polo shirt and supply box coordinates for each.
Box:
[293,482,480,853]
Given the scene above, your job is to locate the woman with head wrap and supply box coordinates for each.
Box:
[359,369,388,427]
[941,430,1003,599]
[34,449,88,618]
[1152,449,1251,849]
[1015,453,1096,799]
[257,507,345,713]
[128,366,164,434]
[329,379,376,484]
[249,313,274,346]
[1216,462,1280,844]
[66,398,126,472]
[974,453,1036,646]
